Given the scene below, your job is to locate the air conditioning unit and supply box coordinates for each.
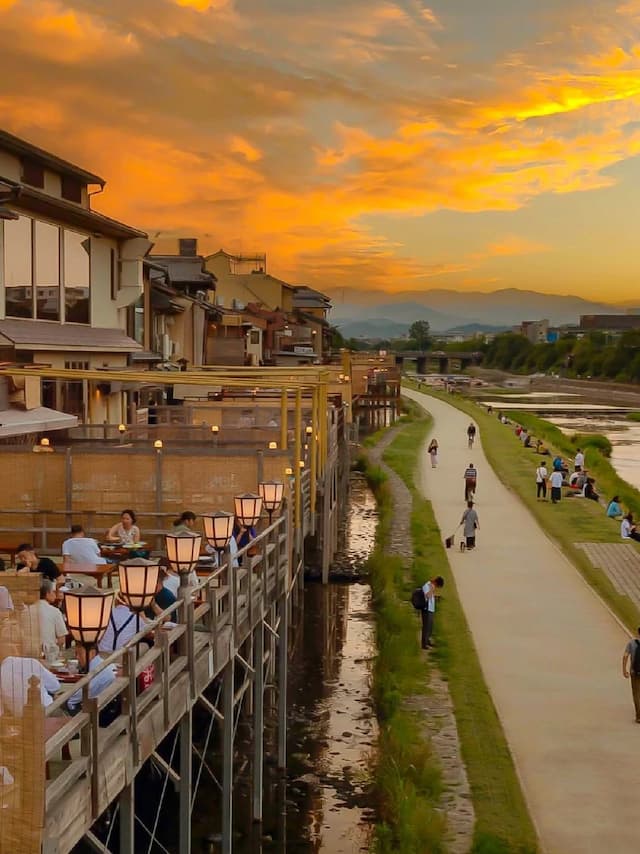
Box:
[216,295,225,307]
[232,299,245,310]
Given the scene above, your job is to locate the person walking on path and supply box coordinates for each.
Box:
[421,575,445,649]
[536,462,548,500]
[461,501,479,549]
[622,627,640,722]
[463,462,477,501]
[550,468,563,504]
[428,438,439,468]
[467,422,476,449]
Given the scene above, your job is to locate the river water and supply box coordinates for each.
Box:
[189,473,379,853]
[480,392,640,489]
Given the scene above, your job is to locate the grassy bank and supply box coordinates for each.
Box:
[404,379,640,630]
[362,411,537,853]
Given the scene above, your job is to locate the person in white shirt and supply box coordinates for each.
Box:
[66,646,117,713]
[421,576,445,649]
[0,585,13,610]
[574,449,585,472]
[98,599,147,653]
[550,469,564,504]
[33,579,67,649]
[62,524,106,566]
[621,514,640,543]
[0,650,60,715]
[535,463,548,500]
[206,535,240,569]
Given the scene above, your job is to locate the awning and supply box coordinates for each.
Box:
[0,319,142,352]
[0,406,78,438]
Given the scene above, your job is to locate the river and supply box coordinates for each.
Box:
[479,391,640,489]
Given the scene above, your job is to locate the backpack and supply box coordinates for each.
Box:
[633,640,640,676]
[411,588,426,610]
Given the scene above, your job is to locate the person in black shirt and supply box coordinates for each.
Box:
[144,569,177,620]
[15,543,61,581]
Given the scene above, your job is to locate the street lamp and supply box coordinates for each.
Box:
[165,533,201,591]
[268,441,278,449]
[258,481,284,524]
[234,493,263,528]
[305,426,313,436]
[202,510,234,565]
[64,585,114,671]
[154,439,163,450]
[118,558,160,613]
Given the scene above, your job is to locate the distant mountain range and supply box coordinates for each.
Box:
[330,288,632,337]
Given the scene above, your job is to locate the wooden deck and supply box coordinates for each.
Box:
[41,516,295,853]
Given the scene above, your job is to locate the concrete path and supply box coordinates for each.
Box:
[404,388,640,854]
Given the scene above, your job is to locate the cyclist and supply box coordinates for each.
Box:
[467,422,476,449]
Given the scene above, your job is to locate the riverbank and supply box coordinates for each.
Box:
[362,406,537,854]
[405,378,640,630]
[404,385,640,853]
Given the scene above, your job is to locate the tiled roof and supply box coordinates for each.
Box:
[0,319,142,352]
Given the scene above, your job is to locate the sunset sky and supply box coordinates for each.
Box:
[2,0,640,303]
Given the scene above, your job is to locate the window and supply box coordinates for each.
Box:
[250,330,260,345]
[34,220,60,321]
[4,215,33,318]
[21,159,44,189]
[61,175,83,204]
[63,230,90,323]
[64,361,90,371]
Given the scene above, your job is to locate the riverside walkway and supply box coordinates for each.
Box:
[404,388,640,854]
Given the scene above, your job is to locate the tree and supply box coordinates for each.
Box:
[409,320,431,350]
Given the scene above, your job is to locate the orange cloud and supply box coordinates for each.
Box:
[1,0,640,298]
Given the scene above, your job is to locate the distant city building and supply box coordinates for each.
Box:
[517,319,549,344]
[579,314,640,331]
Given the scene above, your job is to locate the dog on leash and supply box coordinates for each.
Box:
[459,540,466,552]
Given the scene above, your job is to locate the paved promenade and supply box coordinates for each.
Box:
[404,388,640,854]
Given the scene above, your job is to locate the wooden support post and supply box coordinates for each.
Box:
[222,658,235,853]
[277,591,289,769]
[310,386,318,534]
[179,710,192,854]
[294,388,302,543]
[252,619,265,822]
[119,783,135,854]
[280,388,288,451]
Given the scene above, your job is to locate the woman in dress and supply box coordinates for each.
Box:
[461,500,479,550]
[428,438,439,468]
[106,509,141,544]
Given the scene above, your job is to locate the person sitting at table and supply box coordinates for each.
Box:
[0,644,60,715]
[32,579,67,650]
[66,645,119,725]
[172,511,198,536]
[206,534,240,569]
[607,496,623,519]
[62,524,106,566]
[98,595,148,653]
[15,543,61,582]
[145,569,177,620]
[106,510,141,545]
[0,585,13,610]
[234,521,257,566]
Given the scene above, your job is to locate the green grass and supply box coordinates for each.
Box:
[626,412,640,423]
[404,379,640,631]
[358,456,447,853]
[380,414,538,854]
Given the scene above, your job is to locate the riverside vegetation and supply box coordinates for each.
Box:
[405,378,640,631]
[361,403,537,854]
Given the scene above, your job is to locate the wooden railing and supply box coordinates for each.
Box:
[41,515,292,854]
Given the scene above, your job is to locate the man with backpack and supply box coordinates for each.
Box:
[418,576,445,649]
[622,627,640,723]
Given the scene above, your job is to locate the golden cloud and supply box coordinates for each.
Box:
[1,0,640,296]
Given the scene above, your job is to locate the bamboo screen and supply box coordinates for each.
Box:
[0,573,44,854]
